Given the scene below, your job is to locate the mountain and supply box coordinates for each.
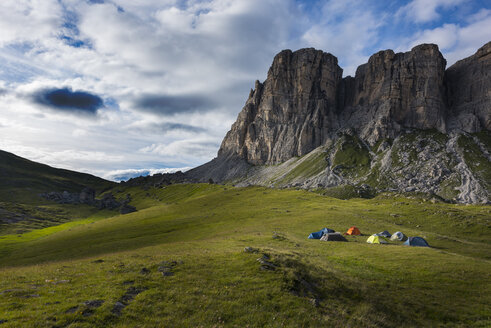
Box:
[187,42,491,204]
[0,149,115,203]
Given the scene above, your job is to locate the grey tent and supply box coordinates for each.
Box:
[320,233,347,242]
[390,231,407,241]
[404,237,430,247]
[376,230,392,238]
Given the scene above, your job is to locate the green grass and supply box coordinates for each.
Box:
[0,184,489,327]
[275,149,328,185]
[0,150,115,203]
[332,135,371,177]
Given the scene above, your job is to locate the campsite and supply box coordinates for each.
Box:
[0,184,489,327]
[308,226,428,246]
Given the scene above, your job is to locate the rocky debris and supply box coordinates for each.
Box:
[0,207,33,224]
[121,171,188,188]
[42,191,81,204]
[97,193,120,210]
[244,246,259,253]
[84,300,104,308]
[79,187,96,204]
[111,302,125,316]
[40,188,140,213]
[111,286,148,316]
[257,254,277,271]
[120,204,137,214]
[158,260,180,277]
[140,267,150,275]
[65,306,79,314]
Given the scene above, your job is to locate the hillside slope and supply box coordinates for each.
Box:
[0,150,118,235]
[0,184,489,327]
[0,150,115,202]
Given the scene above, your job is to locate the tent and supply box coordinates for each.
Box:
[404,237,430,247]
[390,231,407,241]
[320,233,347,242]
[344,226,361,235]
[376,230,391,238]
[366,235,388,244]
[308,227,335,239]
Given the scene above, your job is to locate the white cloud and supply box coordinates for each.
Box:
[300,0,386,75]
[400,8,491,66]
[0,0,488,179]
[396,0,468,23]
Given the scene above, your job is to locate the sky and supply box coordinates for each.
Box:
[0,0,490,181]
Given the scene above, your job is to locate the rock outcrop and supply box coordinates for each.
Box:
[340,44,448,144]
[445,41,491,133]
[217,43,489,166]
[219,48,343,164]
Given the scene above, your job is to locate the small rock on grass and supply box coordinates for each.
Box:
[244,247,259,253]
[0,320,7,324]
[65,306,79,314]
[140,267,151,275]
[111,302,125,316]
[84,300,104,308]
[310,298,320,307]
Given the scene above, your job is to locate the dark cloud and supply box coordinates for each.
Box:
[32,87,104,115]
[147,122,206,134]
[0,89,7,96]
[134,94,216,115]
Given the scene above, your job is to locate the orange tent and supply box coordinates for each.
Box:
[344,226,361,235]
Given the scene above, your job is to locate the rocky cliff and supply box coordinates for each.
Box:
[218,48,342,164]
[187,42,491,203]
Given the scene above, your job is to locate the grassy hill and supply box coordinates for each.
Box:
[0,150,115,203]
[0,150,117,235]
[0,183,489,327]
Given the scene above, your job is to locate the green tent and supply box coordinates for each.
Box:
[366,234,388,244]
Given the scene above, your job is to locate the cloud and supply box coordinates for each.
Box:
[400,8,491,66]
[103,167,192,182]
[144,122,206,134]
[32,87,104,115]
[300,0,386,75]
[396,0,468,24]
[0,0,489,179]
[134,94,216,115]
[140,138,221,164]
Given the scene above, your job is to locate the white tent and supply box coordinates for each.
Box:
[390,231,406,241]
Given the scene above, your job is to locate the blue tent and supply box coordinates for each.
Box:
[404,237,430,247]
[308,228,335,239]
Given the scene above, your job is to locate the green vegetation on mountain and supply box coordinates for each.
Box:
[0,150,118,235]
[0,150,115,203]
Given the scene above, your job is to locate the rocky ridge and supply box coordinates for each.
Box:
[186,42,491,204]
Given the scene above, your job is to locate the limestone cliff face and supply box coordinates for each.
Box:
[187,42,490,203]
[219,43,481,164]
[341,44,448,144]
[445,41,491,133]
[218,48,343,164]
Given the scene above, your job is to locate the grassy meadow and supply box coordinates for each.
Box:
[0,184,489,327]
